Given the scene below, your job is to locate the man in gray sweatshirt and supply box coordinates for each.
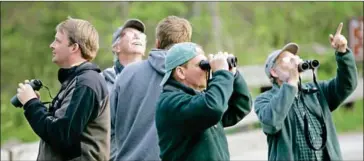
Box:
[110,16,193,161]
[101,19,146,161]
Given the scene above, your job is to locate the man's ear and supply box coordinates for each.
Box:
[71,43,80,54]
[155,39,160,49]
[270,68,278,78]
[175,66,186,80]
[112,43,120,53]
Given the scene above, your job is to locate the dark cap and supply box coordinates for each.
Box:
[112,19,146,45]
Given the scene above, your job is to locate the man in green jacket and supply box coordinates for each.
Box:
[254,22,358,161]
[156,42,252,160]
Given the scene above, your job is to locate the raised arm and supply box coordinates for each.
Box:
[159,70,234,132]
[318,22,358,111]
[221,71,253,127]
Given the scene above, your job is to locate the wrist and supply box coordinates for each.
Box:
[287,79,299,87]
[23,98,39,110]
[337,47,347,53]
[212,68,229,73]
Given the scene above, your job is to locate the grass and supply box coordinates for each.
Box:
[1,95,40,146]
[332,100,363,133]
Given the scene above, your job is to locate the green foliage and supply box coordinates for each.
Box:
[332,100,363,133]
[1,2,362,145]
[1,95,39,144]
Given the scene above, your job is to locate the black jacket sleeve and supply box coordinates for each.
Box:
[23,84,98,157]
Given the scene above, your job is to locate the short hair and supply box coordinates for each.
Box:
[155,16,192,50]
[56,16,99,61]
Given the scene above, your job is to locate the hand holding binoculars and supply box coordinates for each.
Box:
[10,79,43,107]
[199,56,238,71]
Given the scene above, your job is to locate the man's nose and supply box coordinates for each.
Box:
[133,33,140,39]
[49,42,54,49]
[294,57,302,65]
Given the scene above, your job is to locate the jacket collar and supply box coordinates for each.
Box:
[163,78,200,95]
[113,59,124,75]
[57,61,100,84]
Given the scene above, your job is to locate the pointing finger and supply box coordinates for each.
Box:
[335,22,343,36]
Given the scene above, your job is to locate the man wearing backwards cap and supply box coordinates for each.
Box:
[254,22,358,161]
[100,18,146,161]
[155,42,252,160]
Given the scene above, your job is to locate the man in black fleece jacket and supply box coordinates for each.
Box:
[15,17,110,161]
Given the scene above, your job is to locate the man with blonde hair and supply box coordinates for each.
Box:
[15,17,110,161]
[110,15,192,161]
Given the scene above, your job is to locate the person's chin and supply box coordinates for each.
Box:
[134,46,146,52]
[131,49,144,55]
[51,58,63,67]
[198,85,207,91]
[51,57,57,63]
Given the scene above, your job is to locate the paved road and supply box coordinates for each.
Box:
[227,130,363,160]
[2,130,362,160]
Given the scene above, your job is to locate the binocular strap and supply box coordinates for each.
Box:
[298,69,328,151]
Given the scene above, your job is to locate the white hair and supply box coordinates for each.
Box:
[111,37,120,62]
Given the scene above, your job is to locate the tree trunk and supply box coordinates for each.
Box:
[120,2,129,19]
[192,2,201,17]
[209,2,222,51]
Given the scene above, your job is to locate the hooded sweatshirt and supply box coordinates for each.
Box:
[101,59,124,92]
[101,59,124,161]
[110,49,165,161]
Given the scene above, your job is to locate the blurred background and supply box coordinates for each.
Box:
[1,1,363,160]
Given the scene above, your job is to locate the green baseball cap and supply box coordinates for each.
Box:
[264,42,299,79]
[160,42,200,86]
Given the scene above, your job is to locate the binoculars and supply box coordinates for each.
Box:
[298,60,320,72]
[199,57,238,71]
[10,79,43,107]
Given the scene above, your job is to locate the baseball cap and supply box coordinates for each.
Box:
[160,42,200,86]
[111,19,146,45]
[264,42,299,78]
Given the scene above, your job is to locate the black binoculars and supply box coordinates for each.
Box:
[298,60,320,72]
[199,57,238,71]
[10,79,43,107]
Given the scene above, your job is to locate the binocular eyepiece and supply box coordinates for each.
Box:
[298,60,320,72]
[199,57,238,71]
[10,79,43,107]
